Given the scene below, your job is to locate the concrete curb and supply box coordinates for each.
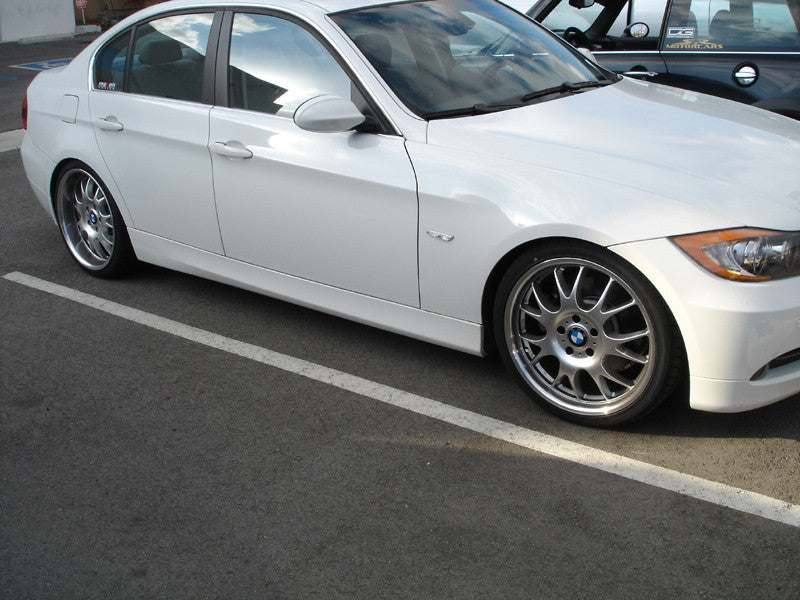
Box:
[17,34,76,44]
[75,25,102,35]
[16,26,100,44]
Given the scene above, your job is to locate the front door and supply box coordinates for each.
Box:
[209,11,419,306]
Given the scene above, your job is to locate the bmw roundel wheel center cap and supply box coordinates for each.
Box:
[568,325,588,347]
[552,315,600,361]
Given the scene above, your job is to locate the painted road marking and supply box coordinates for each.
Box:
[4,270,800,529]
[0,75,18,82]
[11,58,72,71]
[0,129,24,153]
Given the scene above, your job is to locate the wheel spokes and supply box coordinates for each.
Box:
[58,169,116,269]
[97,225,115,255]
[529,279,558,317]
[508,256,655,415]
[553,266,573,304]
[86,232,107,259]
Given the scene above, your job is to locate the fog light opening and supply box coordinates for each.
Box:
[750,347,800,381]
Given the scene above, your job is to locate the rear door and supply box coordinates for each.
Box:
[659,0,800,116]
[89,11,224,253]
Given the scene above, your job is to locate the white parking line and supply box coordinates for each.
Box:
[0,129,24,153]
[4,269,800,529]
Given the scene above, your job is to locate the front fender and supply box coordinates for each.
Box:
[407,140,740,323]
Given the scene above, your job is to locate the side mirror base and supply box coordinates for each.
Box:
[293,95,366,133]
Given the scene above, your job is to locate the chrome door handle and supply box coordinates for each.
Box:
[210,141,253,159]
[622,71,658,78]
[96,116,123,131]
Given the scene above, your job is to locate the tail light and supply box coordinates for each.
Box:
[22,93,28,130]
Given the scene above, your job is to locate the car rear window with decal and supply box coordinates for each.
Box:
[94,31,130,91]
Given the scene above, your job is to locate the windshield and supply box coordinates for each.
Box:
[331,0,614,118]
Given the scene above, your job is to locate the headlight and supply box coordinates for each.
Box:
[671,228,800,281]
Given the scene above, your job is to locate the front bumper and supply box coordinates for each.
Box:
[613,237,800,413]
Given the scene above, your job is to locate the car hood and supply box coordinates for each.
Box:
[426,78,800,231]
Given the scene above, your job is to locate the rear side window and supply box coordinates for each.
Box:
[663,0,800,51]
[128,12,214,102]
[94,31,130,91]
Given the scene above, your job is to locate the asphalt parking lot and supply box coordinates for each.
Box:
[1,34,799,599]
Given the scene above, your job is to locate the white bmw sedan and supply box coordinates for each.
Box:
[21,0,800,426]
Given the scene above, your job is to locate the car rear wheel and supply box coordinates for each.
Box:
[55,163,135,277]
[494,242,684,427]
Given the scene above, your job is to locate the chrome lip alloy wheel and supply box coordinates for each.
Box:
[505,257,655,417]
[57,168,115,270]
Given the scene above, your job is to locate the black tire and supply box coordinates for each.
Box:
[54,162,136,278]
[493,241,684,427]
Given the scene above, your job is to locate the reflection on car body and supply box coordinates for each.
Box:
[20,0,800,427]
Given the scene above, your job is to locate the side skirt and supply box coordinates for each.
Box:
[129,229,485,356]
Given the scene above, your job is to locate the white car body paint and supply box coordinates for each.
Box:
[209,105,420,306]
[89,92,224,254]
[19,0,800,416]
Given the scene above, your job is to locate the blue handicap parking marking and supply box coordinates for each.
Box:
[0,75,19,82]
[11,58,72,71]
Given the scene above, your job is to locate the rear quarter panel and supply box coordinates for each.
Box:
[23,50,135,227]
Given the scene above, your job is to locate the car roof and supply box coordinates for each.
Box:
[132,0,414,16]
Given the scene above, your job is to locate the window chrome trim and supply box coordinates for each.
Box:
[660,51,800,55]
[593,50,661,55]
[593,50,800,56]
[88,5,403,136]
[89,8,219,102]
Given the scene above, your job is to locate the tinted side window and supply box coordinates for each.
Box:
[94,31,130,91]
[227,13,352,116]
[663,0,800,51]
[129,13,214,102]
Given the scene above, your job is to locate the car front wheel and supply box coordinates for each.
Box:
[55,163,135,277]
[494,242,684,427]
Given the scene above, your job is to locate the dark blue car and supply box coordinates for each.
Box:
[526,0,800,118]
